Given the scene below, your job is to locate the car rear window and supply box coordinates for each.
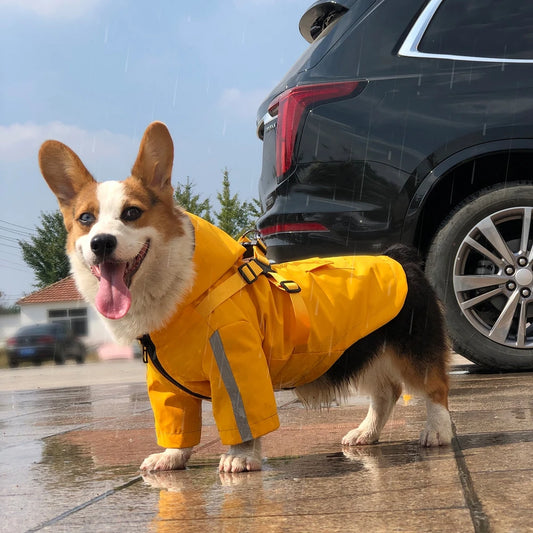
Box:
[17,325,49,335]
[419,0,533,60]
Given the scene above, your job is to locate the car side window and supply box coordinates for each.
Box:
[419,0,533,60]
[52,323,67,338]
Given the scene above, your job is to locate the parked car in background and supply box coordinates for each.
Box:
[256,0,533,370]
[6,323,86,367]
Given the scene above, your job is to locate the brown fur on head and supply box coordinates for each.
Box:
[130,121,174,192]
[39,121,177,244]
[38,141,97,234]
[38,122,195,343]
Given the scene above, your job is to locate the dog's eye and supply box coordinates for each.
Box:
[121,206,143,222]
[78,212,95,226]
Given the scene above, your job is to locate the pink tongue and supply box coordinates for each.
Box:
[94,262,131,320]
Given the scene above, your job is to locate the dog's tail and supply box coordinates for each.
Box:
[383,244,424,269]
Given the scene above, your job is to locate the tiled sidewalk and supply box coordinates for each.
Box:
[1,359,532,532]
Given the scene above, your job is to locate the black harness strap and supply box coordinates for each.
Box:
[138,240,303,402]
[139,334,211,401]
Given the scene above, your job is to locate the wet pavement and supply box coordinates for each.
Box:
[1,357,532,532]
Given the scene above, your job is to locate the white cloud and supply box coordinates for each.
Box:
[0,121,138,181]
[0,0,106,19]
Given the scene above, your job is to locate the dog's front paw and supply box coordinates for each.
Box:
[219,453,262,473]
[341,427,379,446]
[140,447,193,471]
[218,439,262,473]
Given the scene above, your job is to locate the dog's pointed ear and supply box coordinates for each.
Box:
[39,140,96,209]
[131,121,174,192]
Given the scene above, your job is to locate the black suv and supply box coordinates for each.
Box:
[256,0,533,370]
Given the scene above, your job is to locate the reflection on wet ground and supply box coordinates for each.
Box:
[1,361,533,532]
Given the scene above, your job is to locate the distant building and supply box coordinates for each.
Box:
[7,276,114,347]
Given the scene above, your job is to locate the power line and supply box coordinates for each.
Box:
[0,263,27,275]
[0,290,27,297]
[0,218,35,232]
[0,263,29,273]
[0,241,20,250]
[0,247,23,257]
[0,234,21,244]
[0,256,27,268]
[0,294,25,303]
[0,225,34,238]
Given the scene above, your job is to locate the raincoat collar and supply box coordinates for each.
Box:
[181,212,247,307]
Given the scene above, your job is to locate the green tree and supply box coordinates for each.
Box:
[19,211,70,289]
[0,290,19,314]
[214,168,261,238]
[174,177,213,222]
[247,197,264,224]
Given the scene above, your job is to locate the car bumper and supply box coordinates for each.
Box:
[257,193,404,262]
[8,346,57,362]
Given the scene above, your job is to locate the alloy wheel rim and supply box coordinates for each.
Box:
[453,206,533,349]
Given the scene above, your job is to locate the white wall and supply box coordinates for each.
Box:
[86,306,115,346]
[19,302,53,326]
[0,313,21,347]
[18,301,114,347]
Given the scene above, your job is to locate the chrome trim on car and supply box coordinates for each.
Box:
[398,0,533,64]
[257,111,277,140]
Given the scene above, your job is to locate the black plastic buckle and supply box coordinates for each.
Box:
[238,258,271,284]
[255,238,267,255]
[241,241,255,260]
[240,231,267,259]
[280,280,301,293]
[138,334,154,364]
[238,261,262,284]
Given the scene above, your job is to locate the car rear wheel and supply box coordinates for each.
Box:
[426,184,533,370]
[75,344,86,364]
[54,348,66,365]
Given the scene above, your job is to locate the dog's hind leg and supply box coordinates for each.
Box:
[342,355,403,446]
[421,396,453,446]
[419,364,453,446]
[399,355,453,446]
[380,247,453,446]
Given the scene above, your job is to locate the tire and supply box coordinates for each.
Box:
[55,347,66,365]
[8,359,19,368]
[75,344,86,364]
[426,183,533,371]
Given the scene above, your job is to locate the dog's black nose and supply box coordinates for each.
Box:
[91,234,117,259]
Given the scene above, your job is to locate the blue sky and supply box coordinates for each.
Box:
[0,0,310,304]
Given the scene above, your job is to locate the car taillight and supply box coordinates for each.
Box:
[268,81,360,177]
[6,337,16,346]
[38,335,55,344]
[260,222,329,237]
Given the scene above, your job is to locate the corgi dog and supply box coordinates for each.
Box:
[39,122,453,474]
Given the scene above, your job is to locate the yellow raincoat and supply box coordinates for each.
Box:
[144,213,407,448]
